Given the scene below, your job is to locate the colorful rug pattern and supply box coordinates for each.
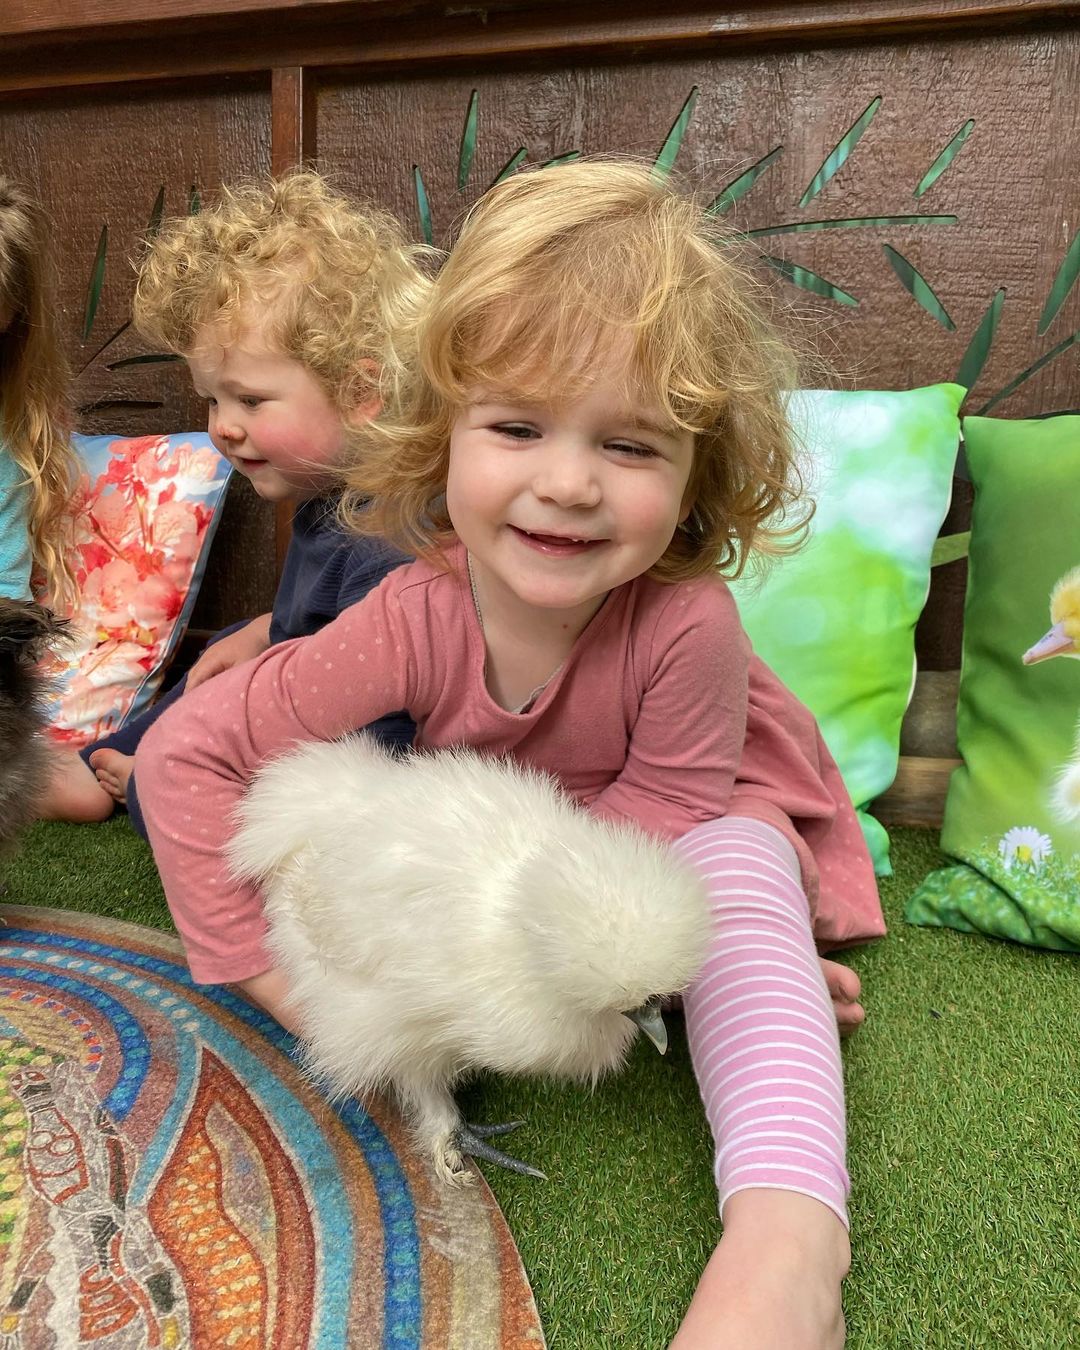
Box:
[0,906,544,1348]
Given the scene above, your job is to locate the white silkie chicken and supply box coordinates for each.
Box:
[228,734,710,1183]
[1023,563,1080,822]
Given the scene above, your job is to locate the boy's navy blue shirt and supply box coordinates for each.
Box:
[270,496,415,747]
[270,496,406,642]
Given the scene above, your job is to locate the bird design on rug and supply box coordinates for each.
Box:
[0,1044,185,1346]
[228,734,710,1184]
[1023,564,1080,822]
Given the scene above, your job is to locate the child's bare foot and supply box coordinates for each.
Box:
[37,748,114,822]
[88,748,135,807]
[672,1191,848,1348]
[820,958,864,1036]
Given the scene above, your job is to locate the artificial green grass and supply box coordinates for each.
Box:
[4,821,1079,1347]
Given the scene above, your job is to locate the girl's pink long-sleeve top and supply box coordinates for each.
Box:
[137,545,884,984]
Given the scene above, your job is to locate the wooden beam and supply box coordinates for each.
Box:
[0,0,397,37]
[269,65,318,578]
[1,0,1074,41]
[1,1,1076,95]
[271,65,317,176]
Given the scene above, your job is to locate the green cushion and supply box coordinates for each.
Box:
[906,414,1080,951]
[732,384,963,875]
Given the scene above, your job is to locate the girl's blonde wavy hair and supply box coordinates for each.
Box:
[133,171,430,425]
[0,178,79,608]
[341,156,811,581]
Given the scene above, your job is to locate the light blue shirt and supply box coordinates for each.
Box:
[0,445,33,600]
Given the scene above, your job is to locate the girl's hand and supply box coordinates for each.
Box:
[670,1191,849,1350]
[186,613,273,691]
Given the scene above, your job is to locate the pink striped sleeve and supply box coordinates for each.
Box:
[673,816,849,1227]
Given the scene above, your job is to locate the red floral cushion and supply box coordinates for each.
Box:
[41,432,231,748]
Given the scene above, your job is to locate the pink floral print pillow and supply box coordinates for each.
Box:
[41,432,231,749]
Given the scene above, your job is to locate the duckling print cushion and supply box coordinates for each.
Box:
[731,384,963,876]
[907,414,1080,951]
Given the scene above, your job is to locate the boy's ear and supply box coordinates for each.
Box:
[347,357,383,427]
[348,392,383,427]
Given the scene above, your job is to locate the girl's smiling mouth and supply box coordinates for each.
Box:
[511,526,604,554]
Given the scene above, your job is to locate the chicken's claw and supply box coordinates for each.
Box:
[454,1121,547,1180]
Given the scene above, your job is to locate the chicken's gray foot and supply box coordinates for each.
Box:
[454,1122,547,1179]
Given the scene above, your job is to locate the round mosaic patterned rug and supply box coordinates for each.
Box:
[0,905,545,1349]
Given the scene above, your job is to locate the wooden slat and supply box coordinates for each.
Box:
[269,64,318,579]
[0,0,379,36]
[0,1,1076,94]
[1,0,1073,41]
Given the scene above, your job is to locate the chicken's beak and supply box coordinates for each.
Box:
[1023,621,1077,665]
[625,1000,668,1055]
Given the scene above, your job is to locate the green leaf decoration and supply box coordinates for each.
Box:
[914,120,975,198]
[975,329,1080,414]
[458,89,479,191]
[955,287,1005,392]
[146,184,165,241]
[413,165,433,246]
[882,244,955,330]
[748,214,956,239]
[105,353,184,370]
[762,254,858,307]
[708,146,783,215]
[77,320,130,375]
[931,531,970,567]
[653,86,699,177]
[82,223,108,342]
[799,96,882,207]
[491,147,527,187]
[1037,229,1080,336]
[542,151,581,168]
[188,185,201,215]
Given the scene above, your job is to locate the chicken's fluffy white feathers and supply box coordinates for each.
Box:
[228,734,710,1181]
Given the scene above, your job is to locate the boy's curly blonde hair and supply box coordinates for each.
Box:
[341,157,810,581]
[0,178,80,608]
[133,171,430,420]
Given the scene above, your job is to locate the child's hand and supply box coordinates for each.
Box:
[670,1191,848,1349]
[186,613,272,690]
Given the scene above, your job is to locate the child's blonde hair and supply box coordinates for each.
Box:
[342,157,810,580]
[0,178,80,607]
[133,171,429,421]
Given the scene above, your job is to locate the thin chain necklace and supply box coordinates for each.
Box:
[466,552,561,714]
[467,551,485,632]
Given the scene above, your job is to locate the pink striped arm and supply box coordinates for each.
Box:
[674,817,849,1228]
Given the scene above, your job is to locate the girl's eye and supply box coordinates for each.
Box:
[494,423,539,441]
[239,396,263,410]
[205,397,218,407]
[610,441,658,459]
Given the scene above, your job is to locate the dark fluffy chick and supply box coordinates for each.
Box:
[0,599,66,853]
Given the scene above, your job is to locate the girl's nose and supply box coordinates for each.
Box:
[534,444,601,508]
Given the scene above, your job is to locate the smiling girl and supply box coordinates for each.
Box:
[136,158,883,1348]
